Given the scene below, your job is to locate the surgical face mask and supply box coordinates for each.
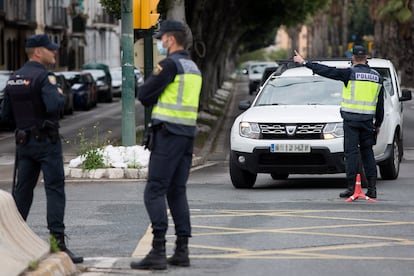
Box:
[157,40,167,56]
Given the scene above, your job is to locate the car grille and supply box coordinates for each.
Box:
[259,123,325,140]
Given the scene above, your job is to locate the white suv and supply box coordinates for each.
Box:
[230,58,412,188]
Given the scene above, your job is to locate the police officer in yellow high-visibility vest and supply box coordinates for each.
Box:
[294,45,384,199]
[131,20,202,271]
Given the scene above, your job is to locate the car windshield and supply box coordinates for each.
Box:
[110,70,122,80]
[255,76,343,106]
[84,70,105,81]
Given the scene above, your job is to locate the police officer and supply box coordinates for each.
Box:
[2,34,83,263]
[130,20,202,270]
[293,45,384,199]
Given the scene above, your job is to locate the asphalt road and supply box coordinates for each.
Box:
[1,78,414,275]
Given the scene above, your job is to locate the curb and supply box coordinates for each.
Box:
[64,81,233,180]
[0,190,77,276]
[24,252,77,276]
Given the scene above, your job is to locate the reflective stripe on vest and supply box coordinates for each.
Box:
[152,59,202,126]
[341,70,381,115]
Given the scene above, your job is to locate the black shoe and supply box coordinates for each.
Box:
[62,247,84,264]
[168,237,190,267]
[130,239,167,270]
[339,189,354,198]
[366,190,377,198]
[50,233,84,264]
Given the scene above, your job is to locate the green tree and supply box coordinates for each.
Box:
[370,0,414,86]
[100,0,329,110]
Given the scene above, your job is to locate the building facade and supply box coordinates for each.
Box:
[0,0,120,71]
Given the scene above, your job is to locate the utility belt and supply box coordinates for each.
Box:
[15,125,59,145]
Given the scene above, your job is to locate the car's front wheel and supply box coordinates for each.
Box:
[229,153,257,189]
[379,133,400,180]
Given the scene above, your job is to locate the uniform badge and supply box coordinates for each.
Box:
[48,75,57,85]
[153,64,163,75]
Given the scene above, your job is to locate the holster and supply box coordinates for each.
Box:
[142,124,154,151]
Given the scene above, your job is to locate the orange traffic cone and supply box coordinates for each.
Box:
[345,174,377,203]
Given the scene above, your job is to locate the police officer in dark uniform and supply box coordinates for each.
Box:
[130,20,202,270]
[2,34,83,263]
[294,45,384,199]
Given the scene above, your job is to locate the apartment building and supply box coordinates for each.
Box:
[0,0,120,71]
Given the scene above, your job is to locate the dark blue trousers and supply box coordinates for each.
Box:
[144,128,194,238]
[14,136,66,234]
[343,120,377,182]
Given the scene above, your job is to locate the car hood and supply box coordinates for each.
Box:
[112,80,122,86]
[240,105,342,123]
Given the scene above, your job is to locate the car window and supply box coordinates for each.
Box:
[372,67,394,96]
[110,70,122,80]
[256,76,343,106]
[250,64,268,74]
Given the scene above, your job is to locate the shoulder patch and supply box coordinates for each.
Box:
[48,75,57,85]
[153,64,163,75]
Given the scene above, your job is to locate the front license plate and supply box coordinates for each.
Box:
[270,144,311,153]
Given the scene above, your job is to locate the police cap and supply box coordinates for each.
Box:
[153,20,186,39]
[352,45,366,56]
[25,34,59,50]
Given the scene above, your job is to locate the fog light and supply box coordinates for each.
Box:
[238,156,246,164]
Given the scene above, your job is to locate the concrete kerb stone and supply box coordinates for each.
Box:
[0,190,77,276]
[64,81,233,180]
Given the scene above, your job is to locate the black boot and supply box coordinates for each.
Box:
[130,238,167,270]
[366,177,377,198]
[50,233,84,264]
[339,179,355,198]
[168,236,190,267]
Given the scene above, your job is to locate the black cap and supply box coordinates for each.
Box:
[153,20,186,39]
[25,34,59,50]
[352,45,366,56]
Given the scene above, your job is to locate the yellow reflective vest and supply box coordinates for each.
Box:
[152,55,202,126]
[341,67,382,115]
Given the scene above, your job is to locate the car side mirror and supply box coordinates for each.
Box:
[242,69,248,75]
[239,100,251,110]
[400,89,412,101]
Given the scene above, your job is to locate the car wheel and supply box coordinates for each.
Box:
[379,133,400,180]
[229,153,257,189]
[270,173,289,180]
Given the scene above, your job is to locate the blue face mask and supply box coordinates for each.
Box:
[157,40,167,56]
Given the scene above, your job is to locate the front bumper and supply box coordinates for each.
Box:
[231,147,345,175]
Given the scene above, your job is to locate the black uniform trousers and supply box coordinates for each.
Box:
[144,127,193,238]
[343,119,377,183]
[14,134,66,234]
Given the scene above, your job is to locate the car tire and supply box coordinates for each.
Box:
[270,173,289,180]
[229,152,257,189]
[379,133,400,180]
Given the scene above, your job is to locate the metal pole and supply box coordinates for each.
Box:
[143,29,154,129]
[121,0,136,146]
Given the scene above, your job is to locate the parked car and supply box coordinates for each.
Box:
[242,61,278,94]
[0,70,14,129]
[134,67,144,96]
[57,71,97,110]
[55,73,74,116]
[110,68,122,97]
[110,67,144,97]
[230,58,412,189]
[82,63,112,102]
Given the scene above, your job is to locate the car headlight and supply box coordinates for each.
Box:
[323,122,344,139]
[239,122,260,139]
